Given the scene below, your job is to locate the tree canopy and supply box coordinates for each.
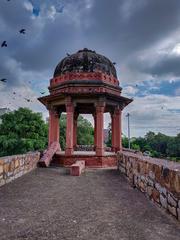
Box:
[0,108,48,157]
[108,130,180,161]
[59,114,94,150]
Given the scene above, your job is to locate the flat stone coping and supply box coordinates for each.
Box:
[122,150,180,172]
[56,151,116,156]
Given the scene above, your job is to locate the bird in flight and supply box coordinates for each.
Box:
[24,98,31,102]
[0,78,7,83]
[113,62,116,65]
[40,91,45,95]
[19,29,26,34]
[1,41,7,47]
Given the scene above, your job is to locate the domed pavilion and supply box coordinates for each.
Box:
[38,48,132,167]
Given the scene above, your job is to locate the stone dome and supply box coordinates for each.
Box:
[54,48,117,78]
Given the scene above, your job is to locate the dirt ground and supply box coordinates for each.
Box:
[0,167,179,240]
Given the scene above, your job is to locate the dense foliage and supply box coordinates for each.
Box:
[59,114,94,150]
[106,124,180,161]
[128,132,180,161]
[0,108,179,162]
[0,108,48,157]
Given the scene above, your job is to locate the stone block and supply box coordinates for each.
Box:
[3,163,9,173]
[168,204,177,218]
[0,179,5,187]
[70,160,85,176]
[15,159,20,169]
[167,193,178,208]
[147,178,154,187]
[160,194,167,209]
[0,159,4,165]
[133,175,138,185]
[152,189,160,203]
[9,161,15,172]
[139,181,146,192]
[147,186,153,197]
[177,208,180,221]
[149,171,155,180]
[155,183,167,196]
[0,165,3,175]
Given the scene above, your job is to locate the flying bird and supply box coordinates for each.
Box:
[40,91,45,95]
[24,98,31,102]
[1,41,7,47]
[0,78,7,82]
[19,29,26,34]
[113,62,116,65]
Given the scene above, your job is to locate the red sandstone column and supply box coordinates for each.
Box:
[48,108,60,147]
[111,111,116,152]
[73,113,79,150]
[95,103,105,156]
[93,113,97,151]
[65,98,74,156]
[114,107,122,152]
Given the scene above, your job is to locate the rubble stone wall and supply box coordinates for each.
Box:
[0,152,40,187]
[117,150,180,221]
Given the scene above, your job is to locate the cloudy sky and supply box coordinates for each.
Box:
[0,0,180,137]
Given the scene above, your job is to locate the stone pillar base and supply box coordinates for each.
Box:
[65,148,74,156]
[111,147,116,152]
[96,147,104,156]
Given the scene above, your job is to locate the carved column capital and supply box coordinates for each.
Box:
[65,97,74,112]
[95,102,106,114]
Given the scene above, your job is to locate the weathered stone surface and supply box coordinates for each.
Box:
[0,152,40,187]
[147,186,153,197]
[167,193,178,207]
[152,189,160,203]
[168,204,177,217]
[0,165,3,175]
[15,159,19,169]
[177,208,180,221]
[155,183,167,196]
[117,150,180,222]
[160,194,168,209]
[149,171,155,180]
[147,178,154,187]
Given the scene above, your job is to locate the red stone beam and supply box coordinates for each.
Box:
[39,141,60,167]
[70,160,85,176]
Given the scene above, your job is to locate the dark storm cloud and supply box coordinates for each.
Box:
[139,54,180,77]
[1,0,180,77]
[81,0,180,60]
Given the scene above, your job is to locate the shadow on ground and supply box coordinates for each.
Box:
[0,167,179,240]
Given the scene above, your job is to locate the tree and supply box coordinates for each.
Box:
[77,115,94,145]
[0,108,48,157]
[59,114,94,150]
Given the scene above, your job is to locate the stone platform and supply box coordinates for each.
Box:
[0,168,179,240]
[51,151,117,168]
